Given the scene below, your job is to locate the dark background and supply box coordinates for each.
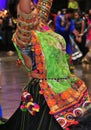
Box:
[52,0,91,13]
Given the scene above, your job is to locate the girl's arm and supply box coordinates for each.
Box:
[37,0,53,23]
[81,20,85,34]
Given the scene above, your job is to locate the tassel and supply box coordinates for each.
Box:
[20,91,40,115]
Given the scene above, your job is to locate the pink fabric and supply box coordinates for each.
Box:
[87,19,91,41]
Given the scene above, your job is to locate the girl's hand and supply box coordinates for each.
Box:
[28,71,41,79]
[79,33,83,36]
[75,36,82,43]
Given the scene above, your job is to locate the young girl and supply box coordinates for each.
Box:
[0,0,91,130]
[73,11,88,61]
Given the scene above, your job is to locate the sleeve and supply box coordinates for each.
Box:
[69,20,75,33]
[55,16,66,33]
[37,0,53,23]
[75,1,79,8]
[68,2,71,8]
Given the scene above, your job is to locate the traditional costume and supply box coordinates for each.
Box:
[0,0,91,130]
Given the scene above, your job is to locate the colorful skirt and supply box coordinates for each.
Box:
[0,78,91,130]
[1,31,91,130]
[0,79,63,130]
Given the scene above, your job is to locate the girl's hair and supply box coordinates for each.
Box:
[8,0,36,18]
[74,10,82,17]
[8,0,19,18]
